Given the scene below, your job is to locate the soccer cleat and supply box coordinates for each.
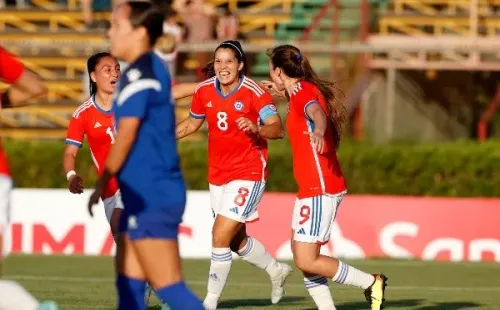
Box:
[363,274,388,310]
[270,263,293,304]
[38,301,59,310]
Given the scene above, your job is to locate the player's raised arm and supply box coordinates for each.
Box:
[172,82,198,100]
[0,48,47,108]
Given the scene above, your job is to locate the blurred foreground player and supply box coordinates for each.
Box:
[63,51,197,309]
[87,2,204,309]
[176,40,292,310]
[0,48,58,310]
[266,44,387,310]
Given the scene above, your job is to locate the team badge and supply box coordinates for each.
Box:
[234,101,244,111]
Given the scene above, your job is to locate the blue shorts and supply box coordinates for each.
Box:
[119,210,181,240]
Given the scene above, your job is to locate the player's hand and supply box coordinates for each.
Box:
[236,117,258,134]
[304,130,325,154]
[68,174,84,194]
[261,80,286,98]
[88,183,104,217]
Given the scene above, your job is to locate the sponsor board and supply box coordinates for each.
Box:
[3,190,500,262]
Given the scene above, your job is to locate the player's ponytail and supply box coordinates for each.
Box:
[267,44,347,148]
[87,52,113,97]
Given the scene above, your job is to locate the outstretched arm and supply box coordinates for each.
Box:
[176,116,204,140]
[172,83,198,100]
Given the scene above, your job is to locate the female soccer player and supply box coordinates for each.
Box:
[266,44,387,310]
[88,2,203,309]
[0,47,58,310]
[65,50,196,310]
[176,40,292,310]
[64,52,123,239]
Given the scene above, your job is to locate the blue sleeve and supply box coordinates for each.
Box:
[116,79,162,119]
[258,104,279,122]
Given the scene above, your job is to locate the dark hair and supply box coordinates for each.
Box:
[267,44,347,148]
[125,1,165,47]
[87,52,114,96]
[201,40,247,79]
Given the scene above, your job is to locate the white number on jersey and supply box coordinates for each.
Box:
[106,127,116,144]
[217,111,228,131]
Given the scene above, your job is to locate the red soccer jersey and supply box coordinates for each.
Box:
[190,76,274,185]
[286,81,347,199]
[0,47,25,176]
[65,96,119,199]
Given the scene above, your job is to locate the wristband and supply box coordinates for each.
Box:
[66,170,76,181]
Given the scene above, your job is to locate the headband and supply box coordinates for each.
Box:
[218,41,243,58]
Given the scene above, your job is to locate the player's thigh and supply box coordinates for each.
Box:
[218,180,266,223]
[115,233,146,280]
[104,191,124,235]
[132,238,183,289]
[209,183,223,218]
[291,193,344,245]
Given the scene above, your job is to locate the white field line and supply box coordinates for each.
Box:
[4,275,500,292]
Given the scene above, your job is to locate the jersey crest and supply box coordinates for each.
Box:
[233,100,244,112]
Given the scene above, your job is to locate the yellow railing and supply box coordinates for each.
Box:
[1,81,83,102]
[16,57,87,80]
[394,0,500,16]
[27,0,300,14]
[0,11,110,32]
[379,15,500,36]
[239,14,290,35]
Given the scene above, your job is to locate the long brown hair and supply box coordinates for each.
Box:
[267,44,347,147]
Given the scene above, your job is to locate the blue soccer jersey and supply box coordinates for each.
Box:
[113,52,186,240]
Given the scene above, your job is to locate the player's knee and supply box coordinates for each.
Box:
[212,231,232,248]
[293,250,317,274]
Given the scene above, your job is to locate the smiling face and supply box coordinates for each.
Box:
[214,47,243,87]
[90,56,120,94]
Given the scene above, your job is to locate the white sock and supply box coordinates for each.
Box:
[0,280,39,310]
[304,276,336,310]
[207,247,232,300]
[238,237,281,279]
[332,261,375,289]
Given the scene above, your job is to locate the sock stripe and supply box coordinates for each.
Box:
[304,276,329,289]
[336,262,348,284]
[238,237,254,257]
[211,252,232,262]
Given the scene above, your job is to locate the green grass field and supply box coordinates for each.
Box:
[3,255,500,310]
